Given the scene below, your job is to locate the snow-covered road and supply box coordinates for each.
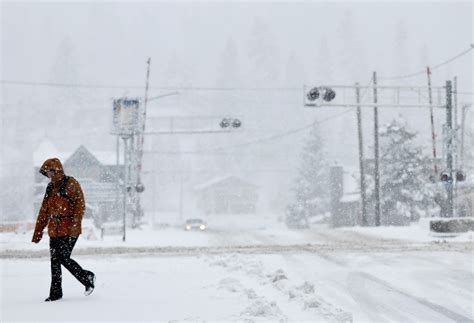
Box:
[1,225,473,322]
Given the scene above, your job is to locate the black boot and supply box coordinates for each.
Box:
[84,272,95,296]
[44,295,62,302]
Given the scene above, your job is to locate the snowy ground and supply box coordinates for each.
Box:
[1,218,473,322]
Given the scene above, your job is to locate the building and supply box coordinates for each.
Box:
[329,166,362,227]
[33,142,123,226]
[193,175,259,215]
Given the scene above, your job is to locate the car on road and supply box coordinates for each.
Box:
[184,218,207,231]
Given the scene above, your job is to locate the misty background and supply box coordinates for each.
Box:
[1,1,472,221]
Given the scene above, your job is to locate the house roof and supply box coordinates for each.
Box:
[65,145,103,168]
[193,175,259,191]
[34,141,121,167]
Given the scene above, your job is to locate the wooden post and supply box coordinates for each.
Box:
[373,72,381,226]
[355,83,368,226]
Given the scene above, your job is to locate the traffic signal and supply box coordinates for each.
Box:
[455,170,466,182]
[304,86,336,107]
[440,171,451,182]
[136,182,145,193]
[220,118,231,128]
[220,118,242,129]
[307,87,320,101]
[322,88,336,101]
[232,119,242,128]
[440,170,466,182]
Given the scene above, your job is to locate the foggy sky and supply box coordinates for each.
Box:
[1,1,473,219]
[2,1,472,88]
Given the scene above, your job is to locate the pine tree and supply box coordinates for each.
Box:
[216,37,241,89]
[50,35,82,106]
[336,11,367,83]
[247,17,280,87]
[393,20,411,86]
[366,119,435,225]
[312,35,333,85]
[283,50,306,87]
[286,125,328,228]
[163,50,195,87]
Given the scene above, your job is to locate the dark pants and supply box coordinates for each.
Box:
[49,236,92,297]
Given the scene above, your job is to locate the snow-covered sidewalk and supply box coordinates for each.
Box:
[1,221,473,321]
[2,248,472,322]
[1,254,345,322]
[343,218,474,242]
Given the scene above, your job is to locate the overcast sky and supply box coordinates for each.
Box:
[1,1,473,218]
[2,1,472,89]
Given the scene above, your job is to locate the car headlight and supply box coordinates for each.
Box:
[186,225,191,230]
[199,225,206,230]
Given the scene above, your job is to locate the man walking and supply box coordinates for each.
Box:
[32,158,95,302]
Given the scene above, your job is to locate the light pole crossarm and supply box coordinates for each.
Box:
[304,84,447,109]
[305,103,446,109]
[307,84,446,90]
[143,130,235,135]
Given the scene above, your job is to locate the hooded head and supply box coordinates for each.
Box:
[39,158,65,183]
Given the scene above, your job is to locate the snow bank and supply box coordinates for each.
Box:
[343,218,474,242]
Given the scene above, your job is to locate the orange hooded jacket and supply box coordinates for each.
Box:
[32,158,85,241]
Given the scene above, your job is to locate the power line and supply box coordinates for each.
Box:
[0,80,142,90]
[379,44,473,81]
[0,79,303,92]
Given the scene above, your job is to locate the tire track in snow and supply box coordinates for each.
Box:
[347,272,473,323]
[318,253,473,323]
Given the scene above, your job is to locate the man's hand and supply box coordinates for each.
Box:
[32,232,42,243]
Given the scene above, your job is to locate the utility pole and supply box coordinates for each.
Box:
[122,136,129,242]
[426,67,438,175]
[179,172,184,222]
[460,104,471,169]
[115,135,120,217]
[445,80,454,218]
[355,83,368,226]
[453,76,458,169]
[372,72,381,226]
[304,81,447,226]
[453,76,459,217]
[137,57,151,182]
